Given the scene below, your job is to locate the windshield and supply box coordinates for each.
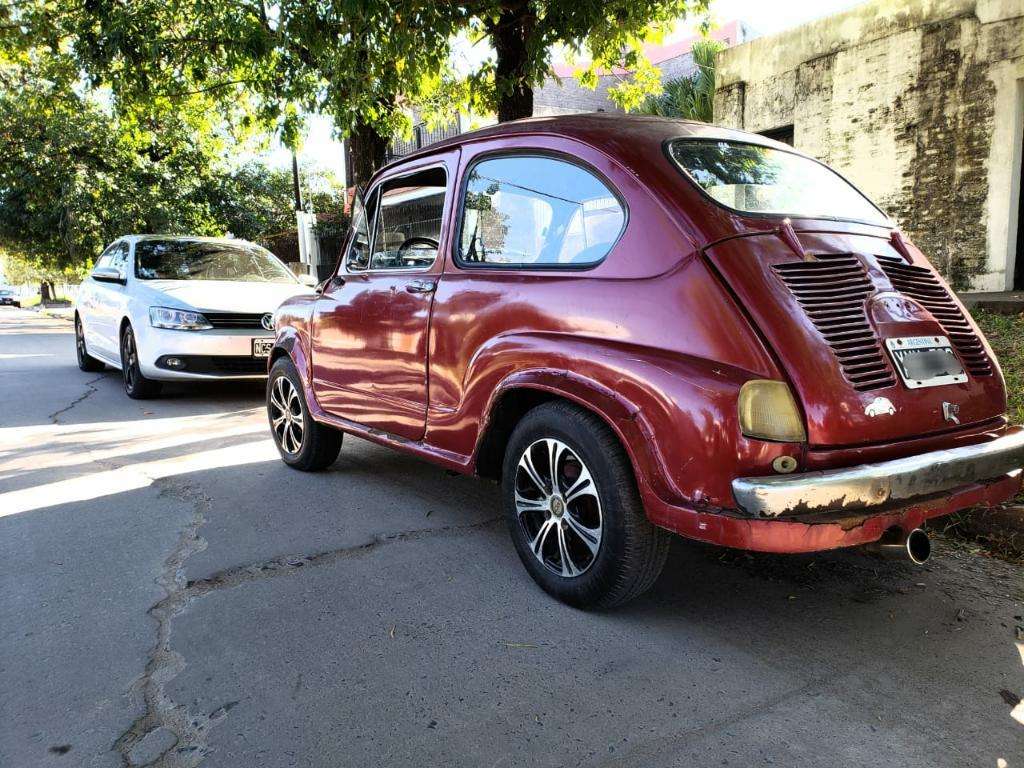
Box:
[667,139,889,226]
[134,240,296,282]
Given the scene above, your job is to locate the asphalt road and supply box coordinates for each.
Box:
[1,305,1022,768]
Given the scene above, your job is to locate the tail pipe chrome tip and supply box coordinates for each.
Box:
[862,527,931,565]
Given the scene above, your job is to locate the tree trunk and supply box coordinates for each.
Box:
[348,120,388,191]
[493,1,536,122]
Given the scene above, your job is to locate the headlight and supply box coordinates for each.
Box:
[738,380,806,442]
[149,306,212,330]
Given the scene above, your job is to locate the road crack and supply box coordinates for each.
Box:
[114,491,500,767]
[185,516,502,599]
[48,374,106,424]
[113,479,218,768]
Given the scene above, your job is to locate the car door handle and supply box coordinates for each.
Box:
[405,279,436,294]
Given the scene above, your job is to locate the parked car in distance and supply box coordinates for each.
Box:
[0,288,20,307]
[268,114,1024,608]
[76,235,316,398]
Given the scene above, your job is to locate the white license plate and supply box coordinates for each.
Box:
[884,335,966,389]
[252,338,274,358]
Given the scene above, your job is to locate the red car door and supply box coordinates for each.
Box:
[311,152,458,441]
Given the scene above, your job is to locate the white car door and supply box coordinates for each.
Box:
[86,241,130,361]
[78,244,114,359]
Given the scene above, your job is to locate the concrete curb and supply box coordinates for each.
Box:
[33,306,74,321]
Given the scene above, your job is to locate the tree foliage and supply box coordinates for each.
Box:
[26,0,471,186]
[0,42,342,275]
[635,38,722,121]
[469,0,710,120]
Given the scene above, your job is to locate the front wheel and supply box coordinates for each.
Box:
[75,315,105,372]
[268,357,342,471]
[502,402,670,609]
[120,324,161,399]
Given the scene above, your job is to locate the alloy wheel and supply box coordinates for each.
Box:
[75,319,86,362]
[269,375,304,454]
[121,330,137,391]
[514,438,603,578]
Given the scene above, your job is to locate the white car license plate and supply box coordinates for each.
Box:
[884,335,966,389]
[252,338,274,358]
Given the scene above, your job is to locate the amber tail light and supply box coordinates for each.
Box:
[738,380,807,443]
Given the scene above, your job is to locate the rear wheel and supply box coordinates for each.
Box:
[502,401,670,609]
[120,324,161,399]
[268,357,342,471]
[75,315,105,372]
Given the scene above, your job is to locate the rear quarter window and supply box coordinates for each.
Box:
[458,155,625,269]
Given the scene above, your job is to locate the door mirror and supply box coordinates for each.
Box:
[92,266,126,285]
[298,273,318,287]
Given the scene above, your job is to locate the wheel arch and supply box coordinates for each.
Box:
[473,372,646,488]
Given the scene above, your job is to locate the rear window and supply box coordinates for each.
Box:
[667,139,889,226]
[458,155,625,268]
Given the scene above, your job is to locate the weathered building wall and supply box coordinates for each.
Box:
[715,0,1024,292]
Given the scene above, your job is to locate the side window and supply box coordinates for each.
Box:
[459,155,625,268]
[93,242,119,272]
[109,243,130,279]
[344,192,374,271]
[367,167,447,271]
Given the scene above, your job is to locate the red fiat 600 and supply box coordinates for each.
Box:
[268,114,1023,607]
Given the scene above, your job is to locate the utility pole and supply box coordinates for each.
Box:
[291,151,304,212]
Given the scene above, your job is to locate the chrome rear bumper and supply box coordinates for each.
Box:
[732,430,1024,519]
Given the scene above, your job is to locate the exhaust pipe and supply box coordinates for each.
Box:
[862,527,931,565]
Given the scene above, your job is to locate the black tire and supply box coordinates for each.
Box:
[75,314,105,372]
[502,401,670,609]
[119,324,162,399]
[268,357,342,471]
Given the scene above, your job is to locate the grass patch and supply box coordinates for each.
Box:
[938,309,1024,561]
[972,309,1024,426]
[19,294,72,308]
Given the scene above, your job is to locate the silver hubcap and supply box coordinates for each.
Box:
[515,438,602,578]
[269,376,304,454]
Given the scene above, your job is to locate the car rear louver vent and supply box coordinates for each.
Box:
[773,254,896,391]
[875,256,992,376]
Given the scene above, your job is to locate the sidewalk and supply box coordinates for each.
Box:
[959,290,1024,314]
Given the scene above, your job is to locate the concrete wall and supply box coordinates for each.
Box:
[714,0,1024,292]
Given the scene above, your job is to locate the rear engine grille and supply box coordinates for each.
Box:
[773,254,897,391]
[876,256,992,376]
[204,312,266,329]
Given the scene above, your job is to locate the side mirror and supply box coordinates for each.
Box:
[298,273,318,287]
[92,266,126,285]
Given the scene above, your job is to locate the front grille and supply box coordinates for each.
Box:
[876,256,992,376]
[773,254,897,391]
[204,312,266,329]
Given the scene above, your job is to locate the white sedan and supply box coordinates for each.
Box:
[75,235,316,398]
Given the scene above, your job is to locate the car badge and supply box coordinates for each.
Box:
[942,402,960,425]
[864,396,896,417]
[261,313,274,331]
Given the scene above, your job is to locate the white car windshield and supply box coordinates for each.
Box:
[134,240,296,283]
[668,139,889,226]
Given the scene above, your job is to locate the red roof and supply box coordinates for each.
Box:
[551,20,743,78]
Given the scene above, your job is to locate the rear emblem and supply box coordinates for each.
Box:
[864,397,896,417]
[942,402,960,425]
[261,313,274,331]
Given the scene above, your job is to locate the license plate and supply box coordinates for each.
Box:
[884,336,966,389]
[252,338,274,358]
